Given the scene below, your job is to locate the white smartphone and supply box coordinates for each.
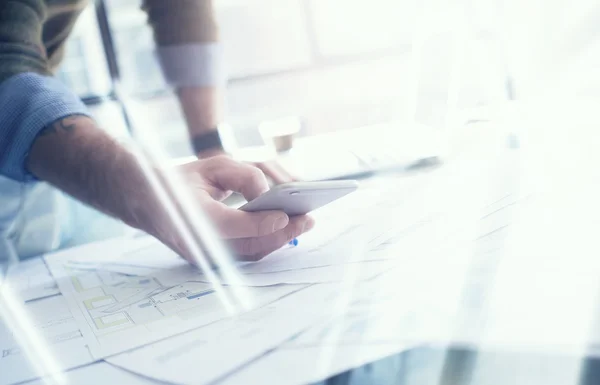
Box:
[239,180,359,216]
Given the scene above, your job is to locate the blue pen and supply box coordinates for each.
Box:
[288,238,299,247]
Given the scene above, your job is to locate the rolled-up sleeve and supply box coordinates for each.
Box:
[0,0,90,182]
[142,0,226,88]
[0,73,89,182]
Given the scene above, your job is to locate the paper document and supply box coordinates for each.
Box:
[217,344,414,385]
[109,262,456,385]
[107,284,342,385]
[219,154,527,384]
[61,236,187,274]
[60,232,395,287]
[197,260,396,286]
[243,245,492,385]
[217,270,442,385]
[231,160,523,276]
[234,200,515,278]
[45,246,307,358]
[2,258,59,302]
[0,295,94,385]
[22,361,159,385]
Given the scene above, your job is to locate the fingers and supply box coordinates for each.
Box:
[199,155,270,200]
[254,160,296,185]
[203,200,290,238]
[229,215,315,261]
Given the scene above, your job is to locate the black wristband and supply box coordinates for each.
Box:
[191,130,224,154]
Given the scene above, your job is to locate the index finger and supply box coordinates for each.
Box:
[254,160,296,184]
[203,156,269,201]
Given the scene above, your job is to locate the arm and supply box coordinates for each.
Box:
[0,0,310,261]
[142,0,225,157]
[0,0,88,182]
[177,86,224,158]
[26,115,170,238]
[27,118,314,262]
[0,1,149,226]
[143,0,296,183]
[0,0,171,238]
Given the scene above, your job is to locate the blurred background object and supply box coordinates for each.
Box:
[57,0,600,163]
[259,116,302,153]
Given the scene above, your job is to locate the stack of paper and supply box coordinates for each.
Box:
[1,154,536,385]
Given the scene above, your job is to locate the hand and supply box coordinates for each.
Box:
[26,114,307,264]
[197,150,296,185]
[161,156,314,263]
[178,86,296,185]
[252,159,296,185]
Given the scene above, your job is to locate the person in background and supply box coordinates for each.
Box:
[0,0,311,262]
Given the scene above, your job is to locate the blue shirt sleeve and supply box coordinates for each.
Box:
[0,73,91,182]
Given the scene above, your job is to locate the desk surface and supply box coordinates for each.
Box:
[5,100,600,385]
[321,99,600,385]
[319,346,600,385]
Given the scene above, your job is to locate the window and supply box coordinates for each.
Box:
[55,6,112,99]
[56,37,91,96]
[55,0,508,156]
[309,0,414,57]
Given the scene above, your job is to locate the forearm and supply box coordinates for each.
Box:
[177,86,222,137]
[142,0,225,155]
[26,116,169,238]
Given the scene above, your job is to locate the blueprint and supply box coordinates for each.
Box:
[108,284,341,385]
[57,226,399,287]
[0,294,94,385]
[215,265,461,385]
[2,258,60,302]
[106,259,458,385]
[45,249,308,358]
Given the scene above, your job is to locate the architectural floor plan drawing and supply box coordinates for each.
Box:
[3,257,60,302]
[107,284,340,385]
[0,295,95,385]
[45,249,305,358]
[69,269,216,333]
